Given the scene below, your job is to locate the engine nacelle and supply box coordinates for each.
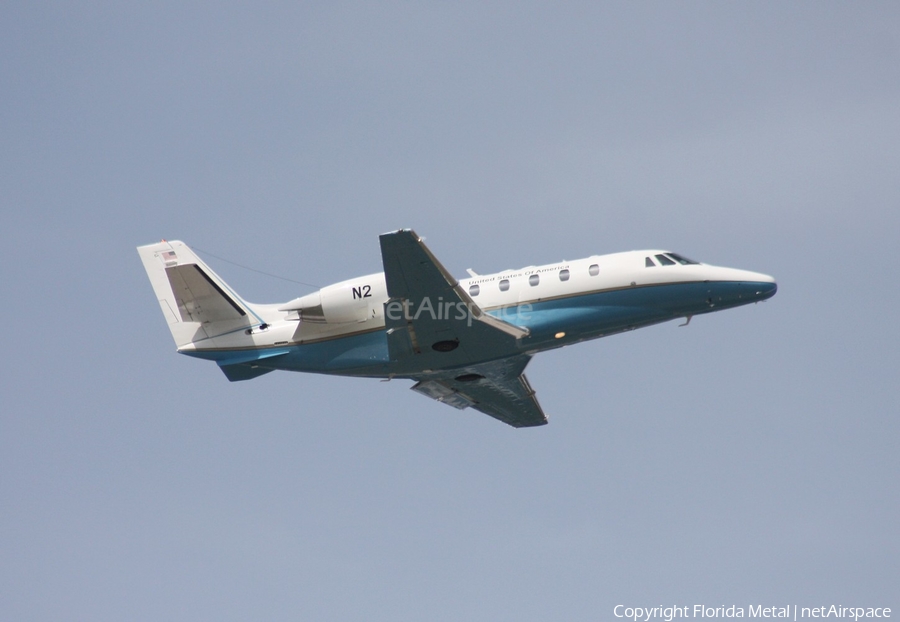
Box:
[279,274,386,324]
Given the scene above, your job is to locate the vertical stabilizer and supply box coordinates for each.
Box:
[137,240,259,349]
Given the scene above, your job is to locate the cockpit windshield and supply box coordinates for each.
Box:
[655,254,676,266]
[665,252,700,265]
[646,252,703,267]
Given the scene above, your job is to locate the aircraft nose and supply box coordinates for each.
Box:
[755,280,777,300]
[746,272,777,300]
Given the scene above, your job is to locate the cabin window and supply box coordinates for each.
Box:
[559,269,570,282]
[529,274,540,286]
[645,256,656,267]
[469,284,480,296]
[655,254,676,266]
[589,264,600,276]
[499,279,510,292]
[666,252,700,265]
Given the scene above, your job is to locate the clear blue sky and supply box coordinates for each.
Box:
[2,3,898,620]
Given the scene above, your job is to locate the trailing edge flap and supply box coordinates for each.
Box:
[410,355,547,428]
[379,229,528,364]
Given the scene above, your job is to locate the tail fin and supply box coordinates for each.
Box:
[137,240,261,349]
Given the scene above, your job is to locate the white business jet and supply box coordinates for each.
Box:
[138,229,776,427]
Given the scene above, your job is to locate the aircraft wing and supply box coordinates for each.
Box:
[380,229,545,427]
[379,229,528,368]
[410,355,548,428]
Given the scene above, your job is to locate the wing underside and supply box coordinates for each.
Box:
[410,356,547,428]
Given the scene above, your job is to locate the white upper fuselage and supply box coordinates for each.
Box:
[459,251,772,312]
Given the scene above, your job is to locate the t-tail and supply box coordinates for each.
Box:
[136,240,268,352]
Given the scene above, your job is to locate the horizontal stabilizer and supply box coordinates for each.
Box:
[219,363,277,382]
[216,349,291,382]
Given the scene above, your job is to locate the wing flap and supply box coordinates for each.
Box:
[411,379,476,410]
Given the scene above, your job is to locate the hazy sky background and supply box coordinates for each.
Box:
[2,2,898,620]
